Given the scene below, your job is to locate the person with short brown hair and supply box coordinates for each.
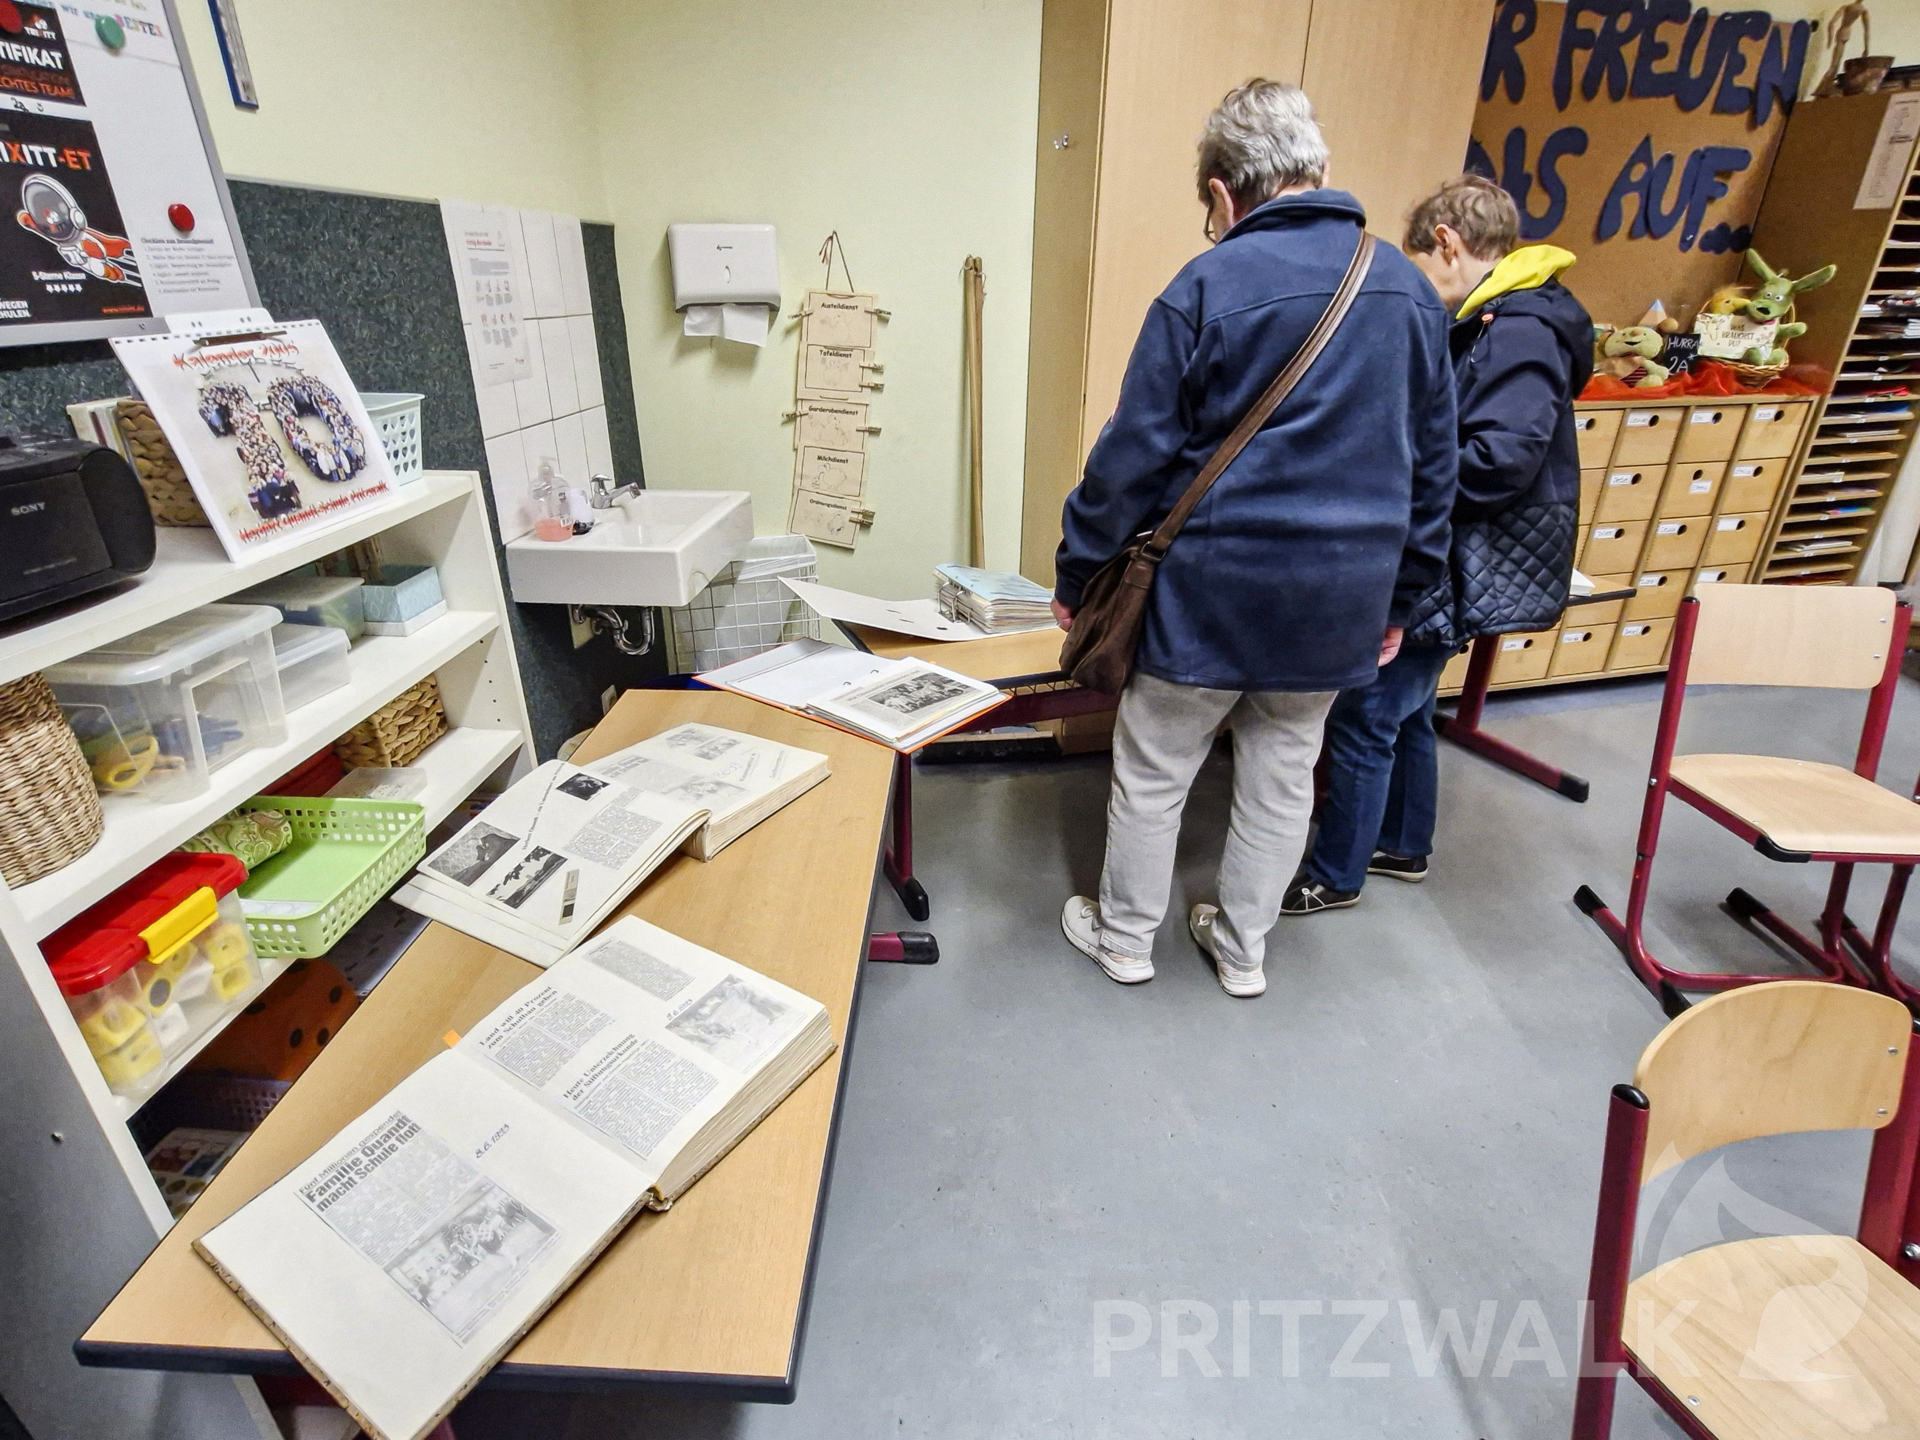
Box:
[1284,174,1591,914]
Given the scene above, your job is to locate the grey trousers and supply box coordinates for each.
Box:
[1096,672,1334,970]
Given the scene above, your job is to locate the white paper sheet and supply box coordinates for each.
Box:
[682,304,770,345]
[781,579,997,641]
[440,201,530,386]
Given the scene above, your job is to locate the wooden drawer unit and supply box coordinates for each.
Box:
[1613,407,1682,465]
[1595,465,1661,522]
[1577,573,1631,624]
[1722,457,1787,513]
[1672,404,1742,462]
[1658,461,1725,518]
[1575,408,1624,468]
[1625,569,1687,620]
[1645,516,1706,570]
[1489,628,1557,683]
[1548,622,1617,677]
[1438,644,1472,692]
[1692,563,1750,589]
[1578,468,1605,526]
[1610,617,1674,669]
[1734,401,1810,459]
[1703,511,1767,566]
[1582,519,1647,573]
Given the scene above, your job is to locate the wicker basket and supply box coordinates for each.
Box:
[0,674,105,886]
[334,674,448,769]
[115,399,210,527]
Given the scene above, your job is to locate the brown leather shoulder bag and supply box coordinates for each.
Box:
[1058,232,1379,694]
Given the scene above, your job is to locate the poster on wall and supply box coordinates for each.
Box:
[1469,0,1811,328]
[110,320,400,562]
[0,0,255,345]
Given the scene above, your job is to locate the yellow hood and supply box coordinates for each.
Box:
[1457,244,1577,319]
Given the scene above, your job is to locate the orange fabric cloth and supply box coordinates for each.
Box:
[1579,360,1827,402]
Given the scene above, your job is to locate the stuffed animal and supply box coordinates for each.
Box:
[1595,302,1683,388]
[1737,250,1836,366]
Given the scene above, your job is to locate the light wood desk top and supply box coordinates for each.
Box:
[81,690,894,1400]
[843,622,1068,685]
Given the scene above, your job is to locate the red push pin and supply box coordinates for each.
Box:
[0,2,23,35]
[167,203,195,233]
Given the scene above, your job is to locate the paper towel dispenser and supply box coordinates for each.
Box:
[668,224,780,310]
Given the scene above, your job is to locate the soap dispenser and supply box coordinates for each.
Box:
[531,459,573,542]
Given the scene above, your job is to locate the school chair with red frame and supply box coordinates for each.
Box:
[1575,584,1916,1011]
[1572,981,1920,1440]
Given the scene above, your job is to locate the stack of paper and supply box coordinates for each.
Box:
[583,722,830,860]
[196,916,835,1440]
[393,761,708,967]
[934,564,1055,634]
[700,638,1006,751]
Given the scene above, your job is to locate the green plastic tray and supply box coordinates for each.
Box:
[239,797,426,959]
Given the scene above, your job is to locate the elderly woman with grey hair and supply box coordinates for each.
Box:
[1053,79,1458,998]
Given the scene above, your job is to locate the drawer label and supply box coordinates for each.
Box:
[1656,521,1684,535]
[1689,479,1713,493]
[1562,630,1593,644]
[1594,526,1625,538]
[1717,517,1744,531]
[1733,464,1761,477]
[1608,472,1639,485]
[1689,410,1722,424]
[1623,624,1651,636]
[1637,574,1664,586]
[1625,412,1658,427]
[1755,407,1782,421]
[1698,570,1725,583]
[1500,637,1530,652]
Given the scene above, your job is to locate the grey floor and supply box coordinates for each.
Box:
[448,673,1920,1440]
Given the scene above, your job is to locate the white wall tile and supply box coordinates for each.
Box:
[539,317,579,416]
[483,429,531,541]
[520,210,566,319]
[518,421,561,518]
[514,319,553,425]
[567,314,603,410]
[554,214,592,316]
[582,405,614,480]
[470,344,521,439]
[552,411,590,493]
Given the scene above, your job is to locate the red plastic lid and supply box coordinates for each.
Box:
[146,852,247,903]
[44,852,247,995]
[45,927,146,996]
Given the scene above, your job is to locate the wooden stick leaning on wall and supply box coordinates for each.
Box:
[963,256,986,568]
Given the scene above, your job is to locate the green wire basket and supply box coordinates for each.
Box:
[238,797,426,959]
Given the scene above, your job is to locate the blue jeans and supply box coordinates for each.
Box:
[1304,642,1454,893]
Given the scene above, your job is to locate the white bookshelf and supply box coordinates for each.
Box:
[0,471,534,1234]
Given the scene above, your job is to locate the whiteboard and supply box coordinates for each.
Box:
[0,0,256,346]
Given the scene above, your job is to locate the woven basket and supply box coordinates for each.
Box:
[115,399,210,527]
[334,674,448,769]
[1717,358,1790,390]
[0,674,105,886]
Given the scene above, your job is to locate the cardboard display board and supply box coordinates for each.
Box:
[0,0,255,346]
[1469,0,1810,330]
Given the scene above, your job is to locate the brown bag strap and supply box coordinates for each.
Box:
[1142,231,1378,560]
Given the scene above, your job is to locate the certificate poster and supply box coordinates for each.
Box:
[0,4,83,104]
[110,319,400,561]
[0,106,149,326]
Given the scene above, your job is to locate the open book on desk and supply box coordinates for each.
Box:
[393,760,708,967]
[699,638,1007,751]
[195,916,835,1440]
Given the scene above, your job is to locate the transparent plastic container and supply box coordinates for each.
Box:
[325,766,428,801]
[237,574,366,641]
[48,934,166,1099]
[47,604,287,802]
[273,622,352,712]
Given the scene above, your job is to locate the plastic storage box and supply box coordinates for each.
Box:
[45,852,263,1100]
[361,564,444,636]
[325,766,427,801]
[236,574,365,641]
[359,393,424,483]
[272,623,351,713]
[240,797,426,959]
[47,604,287,802]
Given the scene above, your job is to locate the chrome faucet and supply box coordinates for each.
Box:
[588,473,641,509]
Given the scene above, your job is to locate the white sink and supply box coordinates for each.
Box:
[505,490,753,607]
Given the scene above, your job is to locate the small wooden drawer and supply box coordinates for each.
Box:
[1657,461,1726,518]
[1575,572,1632,624]
[1644,516,1706,570]
[1734,401,1810,459]
[1625,569,1687,620]
[1595,466,1661,522]
[1703,511,1767,566]
[1578,468,1606,526]
[1672,404,1741,462]
[1490,628,1557,684]
[1691,563,1750,590]
[1610,617,1674,669]
[1612,407,1682,466]
[1548,622,1618,678]
[1438,645,1472,692]
[1575,408,1624,468]
[1722,457,1785,513]
[1582,519,1647,573]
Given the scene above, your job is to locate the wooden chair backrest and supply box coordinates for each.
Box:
[1635,981,1911,1183]
[1687,583,1895,689]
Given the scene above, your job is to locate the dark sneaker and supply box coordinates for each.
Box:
[1281,878,1360,916]
[1367,851,1429,882]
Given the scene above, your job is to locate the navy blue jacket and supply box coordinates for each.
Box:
[1053,191,1458,692]
[1404,277,1594,647]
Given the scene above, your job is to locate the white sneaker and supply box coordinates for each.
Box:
[1189,903,1265,997]
[1060,896,1154,984]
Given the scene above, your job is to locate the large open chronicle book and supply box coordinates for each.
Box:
[394,723,829,964]
[196,916,835,1440]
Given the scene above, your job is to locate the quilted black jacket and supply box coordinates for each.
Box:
[1405,278,1593,648]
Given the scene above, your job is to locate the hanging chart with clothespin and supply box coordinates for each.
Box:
[786,232,888,549]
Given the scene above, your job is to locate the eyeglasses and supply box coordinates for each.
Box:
[1203,214,1220,244]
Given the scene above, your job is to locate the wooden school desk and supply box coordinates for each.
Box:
[78,690,895,1405]
[838,623,1112,922]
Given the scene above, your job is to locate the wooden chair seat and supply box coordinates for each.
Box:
[1670,754,1920,856]
[1623,1233,1920,1439]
